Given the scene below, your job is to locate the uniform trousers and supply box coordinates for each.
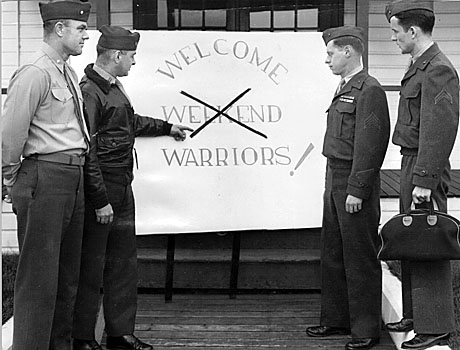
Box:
[399,155,455,334]
[73,181,138,339]
[320,163,382,339]
[11,159,85,350]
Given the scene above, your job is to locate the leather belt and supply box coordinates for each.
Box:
[28,153,85,166]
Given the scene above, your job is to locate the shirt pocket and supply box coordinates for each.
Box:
[50,88,74,124]
[399,84,421,126]
[334,102,356,140]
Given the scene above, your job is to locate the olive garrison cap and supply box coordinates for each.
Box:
[385,0,434,22]
[322,26,365,45]
[98,25,140,51]
[39,1,91,22]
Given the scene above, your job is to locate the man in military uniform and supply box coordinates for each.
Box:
[72,26,192,350]
[306,26,390,350]
[384,1,458,349]
[2,1,91,350]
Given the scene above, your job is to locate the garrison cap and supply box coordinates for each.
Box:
[39,1,91,22]
[322,26,365,45]
[385,0,434,22]
[98,25,140,51]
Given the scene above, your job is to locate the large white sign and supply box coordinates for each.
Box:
[72,31,338,234]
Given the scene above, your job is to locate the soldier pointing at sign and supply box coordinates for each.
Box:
[306,26,390,350]
[72,25,192,350]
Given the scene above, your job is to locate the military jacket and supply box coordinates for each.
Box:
[323,70,390,199]
[81,64,172,209]
[392,43,459,190]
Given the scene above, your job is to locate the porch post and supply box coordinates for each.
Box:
[355,0,369,68]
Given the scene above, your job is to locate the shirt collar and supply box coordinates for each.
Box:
[41,42,66,73]
[93,64,117,85]
[343,65,363,84]
[412,41,434,63]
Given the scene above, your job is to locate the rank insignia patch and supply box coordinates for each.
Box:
[435,88,453,105]
[364,112,381,130]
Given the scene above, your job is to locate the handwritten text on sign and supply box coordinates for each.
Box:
[71,31,338,234]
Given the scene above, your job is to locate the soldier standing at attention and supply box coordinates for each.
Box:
[2,1,91,349]
[306,26,390,350]
[384,1,459,349]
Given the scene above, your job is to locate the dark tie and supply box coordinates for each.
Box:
[64,64,90,150]
[335,79,346,96]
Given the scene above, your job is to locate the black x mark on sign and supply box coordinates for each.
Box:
[180,88,268,139]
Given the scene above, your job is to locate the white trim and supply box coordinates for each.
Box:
[381,262,451,350]
[2,316,13,350]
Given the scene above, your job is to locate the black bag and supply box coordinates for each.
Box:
[378,201,460,261]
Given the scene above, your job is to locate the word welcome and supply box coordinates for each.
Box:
[162,146,291,167]
[156,39,289,85]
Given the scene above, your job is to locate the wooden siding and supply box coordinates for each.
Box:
[111,0,133,28]
[1,1,19,88]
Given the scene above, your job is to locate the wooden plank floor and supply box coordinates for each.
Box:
[103,293,396,350]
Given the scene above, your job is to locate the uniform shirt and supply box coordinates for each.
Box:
[2,42,89,187]
[392,43,459,190]
[323,69,391,199]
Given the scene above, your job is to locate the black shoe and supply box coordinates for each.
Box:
[386,318,414,332]
[106,334,153,350]
[73,339,103,350]
[345,338,380,350]
[306,326,351,337]
[401,333,449,349]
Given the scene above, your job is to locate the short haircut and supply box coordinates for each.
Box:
[332,36,365,55]
[395,9,435,34]
[96,45,127,64]
[43,19,70,36]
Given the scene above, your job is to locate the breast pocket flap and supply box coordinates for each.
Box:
[336,102,356,114]
[51,88,73,103]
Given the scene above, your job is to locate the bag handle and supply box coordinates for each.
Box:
[408,198,439,214]
[405,198,439,227]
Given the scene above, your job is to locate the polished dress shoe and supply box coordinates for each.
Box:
[386,318,414,332]
[345,338,379,350]
[306,325,351,337]
[73,339,103,350]
[401,333,449,349]
[106,334,153,350]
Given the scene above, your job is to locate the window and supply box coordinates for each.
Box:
[133,0,343,31]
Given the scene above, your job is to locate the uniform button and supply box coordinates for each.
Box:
[421,169,427,175]
[112,142,117,146]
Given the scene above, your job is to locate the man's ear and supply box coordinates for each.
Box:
[344,45,352,57]
[113,50,121,63]
[55,21,65,37]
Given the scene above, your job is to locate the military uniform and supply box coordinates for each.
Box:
[394,42,458,334]
[72,27,172,343]
[320,66,390,337]
[1,2,91,350]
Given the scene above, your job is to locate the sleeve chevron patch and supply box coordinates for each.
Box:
[435,88,453,105]
[364,112,381,130]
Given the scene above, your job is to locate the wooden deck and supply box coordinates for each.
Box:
[101,293,396,350]
[380,169,460,198]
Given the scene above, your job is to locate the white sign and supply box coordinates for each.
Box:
[72,31,338,234]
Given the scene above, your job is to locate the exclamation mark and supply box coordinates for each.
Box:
[290,143,315,176]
